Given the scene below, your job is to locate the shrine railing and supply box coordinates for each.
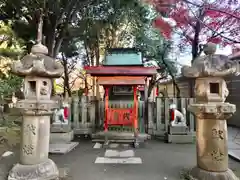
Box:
[71,96,196,135]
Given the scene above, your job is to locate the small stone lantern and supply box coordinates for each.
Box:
[8,41,64,179]
[182,43,239,180]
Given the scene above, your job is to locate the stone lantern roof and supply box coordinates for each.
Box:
[181,43,238,78]
[11,43,64,78]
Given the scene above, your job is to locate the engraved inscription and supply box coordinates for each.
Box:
[212,128,224,140]
[23,144,34,155]
[210,149,224,161]
[123,112,130,121]
[24,124,36,135]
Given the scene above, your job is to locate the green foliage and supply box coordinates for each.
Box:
[1,0,177,96]
[134,8,178,76]
[179,169,196,180]
[0,21,25,55]
[0,74,23,97]
[0,21,24,95]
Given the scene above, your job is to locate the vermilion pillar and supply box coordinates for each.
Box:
[133,86,138,133]
[156,86,159,96]
[104,87,109,132]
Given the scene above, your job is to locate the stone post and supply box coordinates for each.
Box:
[182,42,239,180]
[8,41,64,179]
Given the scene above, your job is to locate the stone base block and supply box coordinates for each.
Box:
[92,131,150,141]
[169,126,189,135]
[51,124,71,133]
[167,134,194,144]
[50,130,74,143]
[190,166,239,180]
[74,127,93,135]
[8,159,59,180]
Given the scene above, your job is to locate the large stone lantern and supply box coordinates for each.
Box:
[182,43,239,180]
[8,41,64,180]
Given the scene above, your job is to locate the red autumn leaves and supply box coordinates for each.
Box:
[149,0,240,46]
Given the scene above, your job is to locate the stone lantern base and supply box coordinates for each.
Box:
[190,166,239,180]
[8,159,59,180]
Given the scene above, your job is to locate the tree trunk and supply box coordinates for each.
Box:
[172,77,181,98]
[3,104,10,113]
[62,54,71,97]
[190,7,205,98]
[95,44,101,99]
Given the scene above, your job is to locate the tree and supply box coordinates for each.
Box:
[58,37,86,97]
[75,0,150,97]
[1,0,91,57]
[134,5,178,97]
[0,74,22,98]
[0,20,24,98]
[149,0,240,59]
[132,5,177,133]
[148,0,240,97]
[0,21,25,77]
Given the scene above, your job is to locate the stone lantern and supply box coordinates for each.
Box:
[181,43,239,180]
[8,40,64,179]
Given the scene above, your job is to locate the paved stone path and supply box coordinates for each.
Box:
[228,126,240,161]
[51,140,240,180]
[93,143,142,164]
[1,132,240,180]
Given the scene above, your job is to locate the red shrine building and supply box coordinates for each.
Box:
[84,48,159,144]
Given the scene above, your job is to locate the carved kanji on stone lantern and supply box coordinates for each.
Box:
[182,42,239,180]
[8,18,64,180]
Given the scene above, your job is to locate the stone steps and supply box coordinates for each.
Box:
[93,142,143,164]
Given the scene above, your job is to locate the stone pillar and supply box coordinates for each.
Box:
[182,43,239,180]
[8,41,64,180]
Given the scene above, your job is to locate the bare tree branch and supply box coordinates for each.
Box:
[182,0,240,20]
[186,3,240,44]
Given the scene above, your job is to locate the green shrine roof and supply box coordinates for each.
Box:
[103,48,143,66]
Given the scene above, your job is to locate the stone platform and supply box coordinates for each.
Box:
[167,126,195,144]
[50,131,74,143]
[92,131,150,143]
[167,134,195,144]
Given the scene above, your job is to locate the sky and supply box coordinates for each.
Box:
[177,45,233,66]
[171,32,234,67]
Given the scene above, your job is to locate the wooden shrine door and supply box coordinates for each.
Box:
[108,108,134,126]
[104,86,138,132]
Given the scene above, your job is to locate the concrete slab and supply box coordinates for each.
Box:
[228,127,240,139]
[104,150,119,157]
[49,142,79,154]
[104,149,135,158]
[119,150,135,157]
[228,141,240,150]
[93,142,102,149]
[95,157,142,164]
[228,126,240,162]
